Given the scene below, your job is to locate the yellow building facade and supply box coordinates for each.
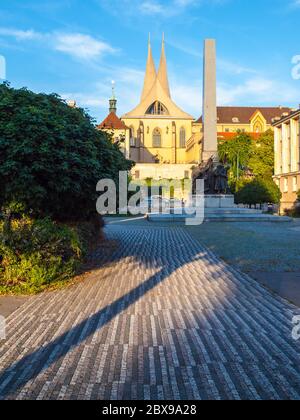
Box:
[273,108,300,212]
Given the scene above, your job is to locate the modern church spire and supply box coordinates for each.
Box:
[123,34,193,120]
[157,33,171,98]
[140,33,157,102]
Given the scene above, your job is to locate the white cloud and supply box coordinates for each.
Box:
[0,28,41,41]
[137,0,226,16]
[0,27,116,61]
[139,0,198,15]
[218,58,257,75]
[60,67,145,120]
[175,0,198,6]
[61,92,107,108]
[218,77,299,106]
[140,1,164,14]
[102,0,202,17]
[54,33,115,60]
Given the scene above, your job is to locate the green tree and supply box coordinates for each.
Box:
[248,129,274,177]
[235,177,281,206]
[0,83,133,221]
[218,131,252,181]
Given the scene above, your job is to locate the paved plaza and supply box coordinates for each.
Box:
[0,222,300,400]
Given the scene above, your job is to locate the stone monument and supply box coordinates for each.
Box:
[202,39,218,163]
[193,39,230,200]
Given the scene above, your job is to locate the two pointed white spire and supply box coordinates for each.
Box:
[157,33,171,98]
[140,33,171,102]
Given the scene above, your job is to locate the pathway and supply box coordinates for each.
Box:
[0,224,300,400]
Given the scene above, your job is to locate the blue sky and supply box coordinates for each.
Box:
[0,0,299,123]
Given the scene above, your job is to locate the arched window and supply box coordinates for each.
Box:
[129,125,135,138]
[179,127,186,148]
[146,101,169,115]
[254,122,263,133]
[153,128,162,148]
[129,125,135,147]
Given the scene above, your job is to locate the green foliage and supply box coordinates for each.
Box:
[0,83,133,222]
[218,130,276,190]
[235,177,282,206]
[287,207,300,218]
[218,131,253,181]
[0,216,84,293]
[248,129,274,177]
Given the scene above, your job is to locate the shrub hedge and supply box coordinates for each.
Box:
[0,215,101,294]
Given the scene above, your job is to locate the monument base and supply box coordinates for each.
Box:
[147,194,292,223]
[198,194,235,208]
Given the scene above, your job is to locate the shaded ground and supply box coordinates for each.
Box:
[0,222,300,400]
[251,272,300,307]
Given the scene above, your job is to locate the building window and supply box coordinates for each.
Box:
[225,128,230,133]
[153,128,162,148]
[284,178,289,193]
[293,176,298,192]
[254,122,263,133]
[135,171,140,180]
[129,126,136,147]
[180,127,186,148]
[184,170,190,179]
[146,101,169,115]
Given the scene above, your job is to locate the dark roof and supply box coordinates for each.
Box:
[197,106,292,124]
[97,112,129,130]
[272,108,300,126]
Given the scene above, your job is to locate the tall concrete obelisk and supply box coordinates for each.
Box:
[202,39,218,163]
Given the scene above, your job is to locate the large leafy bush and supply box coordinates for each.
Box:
[235,177,282,206]
[0,83,133,221]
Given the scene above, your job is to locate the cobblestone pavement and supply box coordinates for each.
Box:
[0,224,300,400]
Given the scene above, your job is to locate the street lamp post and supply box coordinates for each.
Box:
[237,151,240,181]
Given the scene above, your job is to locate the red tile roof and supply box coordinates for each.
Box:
[197,106,292,124]
[97,112,129,130]
[217,132,261,140]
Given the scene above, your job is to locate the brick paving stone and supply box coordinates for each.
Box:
[0,224,300,400]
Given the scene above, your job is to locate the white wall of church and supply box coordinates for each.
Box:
[132,163,194,181]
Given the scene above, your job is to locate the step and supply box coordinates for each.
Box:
[147,213,292,223]
[203,208,264,215]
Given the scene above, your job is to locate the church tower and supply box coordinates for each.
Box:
[140,34,157,102]
[109,81,117,114]
[157,34,171,98]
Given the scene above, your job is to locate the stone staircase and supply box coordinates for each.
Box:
[147,195,292,223]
